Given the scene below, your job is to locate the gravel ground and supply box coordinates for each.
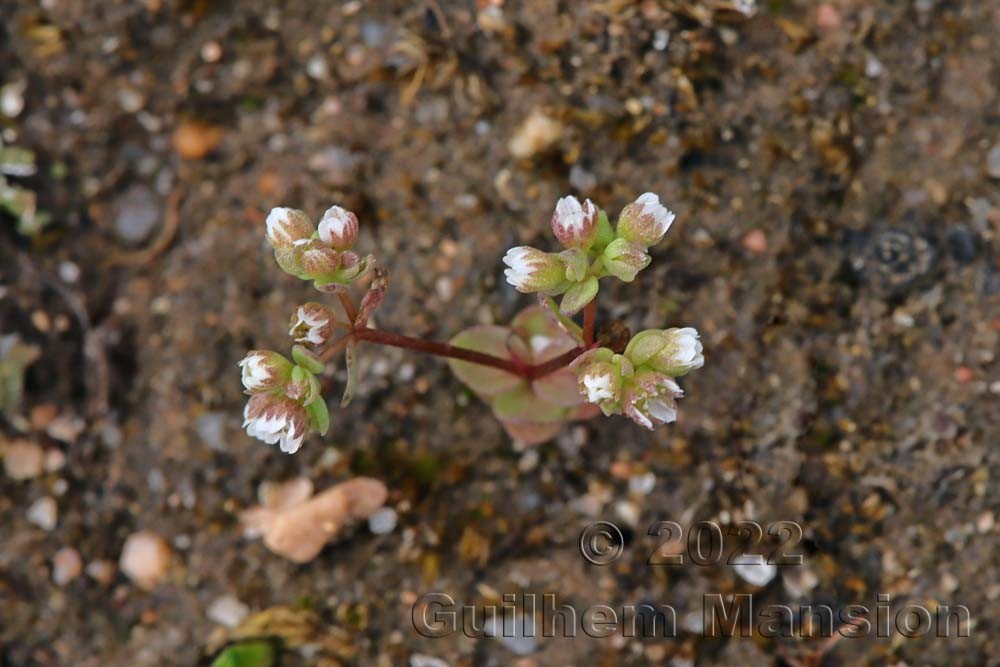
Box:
[1,1,998,665]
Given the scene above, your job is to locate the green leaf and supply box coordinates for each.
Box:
[307,397,330,435]
[559,276,599,315]
[447,326,523,397]
[210,640,276,667]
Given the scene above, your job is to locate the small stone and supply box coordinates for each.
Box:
[741,229,768,254]
[1,80,26,117]
[484,613,537,655]
[987,144,1000,179]
[865,53,884,78]
[569,164,597,192]
[3,440,45,480]
[508,110,564,159]
[517,449,539,473]
[27,496,57,530]
[52,547,83,585]
[976,511,994,533]
[172,121,222,160]
[628,472,656,495]
[410,655,450,667]
[941,572,959,593]
[207,594,250,628]
[194,412,227,452]
[114,185,160,245]
[368,507,398,535]
[119,531,172,590]
[85,559,116,585]
[732,559,777,587]
[58,261,81,283]
[200,41,222,63]
[815,4,841,30]
[953,366,973,384]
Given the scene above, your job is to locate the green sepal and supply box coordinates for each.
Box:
[307,396,330,435]
[292,344,324,374]
[559,276,599,315]
[590,210,616,254]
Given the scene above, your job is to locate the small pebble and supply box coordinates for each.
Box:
[85,559,116,585]
[742,229,768,254]
[207,594,250,628]
[953,366,973,384]
[3,440,45,480]
[119,531,172,590]
[27,496,57,530]
[628,472,656,495]
[52,547,83,585]
[569,164,597,192]
[732,559,777,587]
[114,185,160,245]
[200,41,222,63]
[194,412,227,452]
[172,121,222,160]
[368,507,398,535]
[815,4,841,30]
[976,511,994,533]
[508,110,564,159]
[484,614,537,655]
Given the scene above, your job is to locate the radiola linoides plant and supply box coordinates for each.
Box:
[239,194,704,453]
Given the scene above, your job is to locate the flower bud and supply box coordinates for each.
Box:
[239,350,294,393]
[289,303,336,346]
[616,192,675,247]
[551,196,599,249]
[299,243,342,279]
[602,238,650,282]
[317,205,359,250]
[623,369,683,430]
[243,393,309,454]
[266,207,315,250]
[502,246,568,294]
[624,328,703,376]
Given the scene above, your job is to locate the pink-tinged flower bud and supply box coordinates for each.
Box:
[238,350,294,393]
[502,246,568,294]
[299,243,342,278]
[243,393,309,454]
[289,303,336,346]
[266,207,315,249]
[623,369,684,430]
[625,327,704,376]
[317,205,359,250]
[551,196,599,249]
[617,192,675,247]
[602,238,651,282]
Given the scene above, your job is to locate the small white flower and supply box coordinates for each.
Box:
[582,372,614,402]
[624,371,683,430]
[265,207,314,249]
[317,205,359,250]
[617,192,675,247]
[502,246,566,293]
[670,327,704,371]
[551,196,599,249]
[243,394,308,454]
[289,303,334,345]
[238,350,293,393]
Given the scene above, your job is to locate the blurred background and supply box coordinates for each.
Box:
[1,1,998,665]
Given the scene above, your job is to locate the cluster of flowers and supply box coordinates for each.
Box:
[502,193,674,314]
[239,192,705,454]
[239,206,374,453]
[502,193,703,428]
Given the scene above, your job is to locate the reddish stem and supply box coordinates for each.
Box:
[337,292,358,323]
[340,327,587,379]
[582,301,596,345]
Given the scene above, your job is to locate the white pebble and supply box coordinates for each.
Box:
[368,507,398,535]
[207,594,250,628]
[119,531,171,590]
[628,472,656,495]
[27,496,57,531]
[410,655,450,667]
[52,547,83,585]
[732,558,777,587]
